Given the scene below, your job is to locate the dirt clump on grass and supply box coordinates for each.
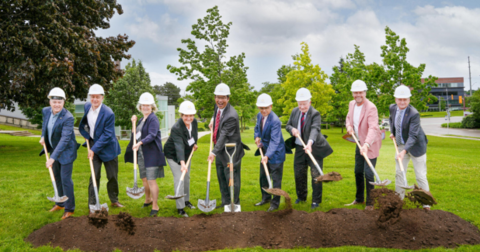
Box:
[88,208,108,228]
[114,212,136,235]
[27,207,480,251]
[315,171,343,183]
[370,188,404,228]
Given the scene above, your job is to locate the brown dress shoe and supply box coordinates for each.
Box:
[111,202,125,208]
[49,205,65,212]
[61,212,74,220]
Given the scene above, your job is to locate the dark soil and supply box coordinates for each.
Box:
[315,171,343,183]
[27,207,480,251]
[262,188,292,210]
[114,212,136,235]
[407,184,438,206]
[370,188,404,228]
[88,208,109,228]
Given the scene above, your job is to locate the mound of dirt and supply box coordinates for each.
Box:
[370,188,404,228]
[27,208,480,251]
[88,208,108,228]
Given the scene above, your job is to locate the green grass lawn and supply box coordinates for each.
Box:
[0,124,42,135]
[1,128,479,251]
[419,110,465,118]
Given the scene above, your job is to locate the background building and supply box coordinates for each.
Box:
[422,77,465,111]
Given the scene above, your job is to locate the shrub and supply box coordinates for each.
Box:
[461,116,480,129]
[420,113,433,117]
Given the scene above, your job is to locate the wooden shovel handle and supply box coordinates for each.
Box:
[259,148,271,178]
[180,149,195,181]
[42,143,56,182]
[296,136,320,167]
[207,128,213,182]
[392,138,405,172]
[351,133,375,169]
[133,120,137,170]
[85,139,98,188]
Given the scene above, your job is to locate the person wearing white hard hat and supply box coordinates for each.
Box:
[79,84,124,210]
[345,80,382,210]
[389,85,431,210]
[163,101,199,217]
[207,83,249,209]
[125,92,166,216]
[253,94,291,211]
[39,87,79,219]
[285,88,333,209]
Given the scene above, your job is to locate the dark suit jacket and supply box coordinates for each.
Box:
[389,104,428,157]
[79,102,121,162]
[212,103,250,167]
[164,118,198,165]
[40,107,79,165]
[125,113,166,167]
[285,106,333,159]
[253,111,291,164]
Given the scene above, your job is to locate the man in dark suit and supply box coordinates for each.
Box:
[285,88,333,209]
[79,84,123,210]
[207,83,249,209]
[253,94,291,211]
[389,85,431,210]
[39,87,79,219]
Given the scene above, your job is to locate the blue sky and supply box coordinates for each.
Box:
[96,0,480,94]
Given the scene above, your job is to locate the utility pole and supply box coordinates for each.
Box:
[468,56,472,96]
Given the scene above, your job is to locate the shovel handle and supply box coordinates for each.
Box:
[392,138,405,172]
[207,128,213,182]
[259,148,273,189]
[86,139,98,188]
[133,120,137,171]
[296,136,323,174]
[350,134,376,169]
[42,143,56,183]
[179,149,195,182]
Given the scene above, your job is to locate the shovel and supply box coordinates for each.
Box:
[258,147,288,198]
[166,150,194,200]
[351,134,391,186]
[224,143,241,213]
[126,121,145,199]
[392,138,414,190]
[198,129,217,212]
[42,143,68,203]
[86,139,109,213]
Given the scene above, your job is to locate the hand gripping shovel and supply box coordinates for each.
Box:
[126,121,145,199]
[198,129,216,212]
[42,143,68,203]
[86,139,109,213]
[296,136,343,183]
[351,134,391,186]
[166,150,194,200]
[224,143,241,213]
[392,138,414,190]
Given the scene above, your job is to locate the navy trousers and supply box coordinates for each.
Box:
[52,161,75,212]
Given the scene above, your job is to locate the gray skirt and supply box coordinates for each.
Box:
[138,146,164,180]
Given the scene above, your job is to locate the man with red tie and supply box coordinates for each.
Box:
[208,83,249,209]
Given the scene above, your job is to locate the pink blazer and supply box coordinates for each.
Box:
[345,99,382,159]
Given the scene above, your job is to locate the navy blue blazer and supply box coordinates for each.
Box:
[79,102,121,162]
[125,113,166,168]
[39,107,79,165]
[253,111,290,164]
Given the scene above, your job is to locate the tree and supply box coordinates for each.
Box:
[167,6,254,122]
[153,82,181,107]
[1,0,135,112]
[278,42,335,117]
[104,59,156,128]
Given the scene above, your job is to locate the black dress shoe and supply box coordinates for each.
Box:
[178,209,188,217]
[254,199,271,206]
[267,205,278,212]
[185,201,196,209]
[150,209,158,217]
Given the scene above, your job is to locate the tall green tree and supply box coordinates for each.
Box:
[167,6,253,121]
[104,59,156,128]
[153,82,181,107]
[1,0,135,112]
[279,42,335,117]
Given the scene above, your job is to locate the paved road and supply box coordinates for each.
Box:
[420,117,480,138]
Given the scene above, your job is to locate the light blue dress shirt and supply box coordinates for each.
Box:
[47,112,60,145]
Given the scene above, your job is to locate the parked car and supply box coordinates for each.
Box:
[380,119,390,131]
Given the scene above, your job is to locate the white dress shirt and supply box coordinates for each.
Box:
[353,104,363,137]
[87,104,102,139]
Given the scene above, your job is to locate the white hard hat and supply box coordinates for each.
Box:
[351,80,368,92]
[47,87,66,100]
[295,88,312,101]
[138,92,155,105]
[256,93,273,107]
[394,85,412,98]
[88,84,105,95]
[214,83,230,96]
[179,101,197,115]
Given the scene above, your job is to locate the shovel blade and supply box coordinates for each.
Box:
[89,203,109,213]
[165,194,187,200]
[369,179,392,187]
[47,195,69,203]
[197,199,216,212]
[401,185,415,190]
[126,186,145,199]
[224,204,241,212]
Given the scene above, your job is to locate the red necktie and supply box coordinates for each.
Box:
[213,109,221,144]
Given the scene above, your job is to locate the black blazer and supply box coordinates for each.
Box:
[285,106,333,159]
[389,104,428,157]
[164,118,198,165]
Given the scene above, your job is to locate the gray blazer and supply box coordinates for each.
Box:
[212,103,250,167]
[389,104,428,157]
[285,106,333,159]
